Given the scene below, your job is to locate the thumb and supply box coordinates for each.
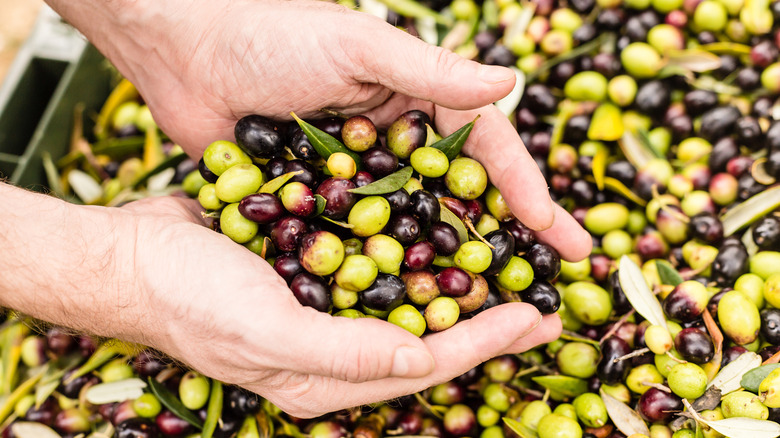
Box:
[277,304,435,383]
[348,17,516,109]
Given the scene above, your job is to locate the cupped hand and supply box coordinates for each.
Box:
[118,196,561,418]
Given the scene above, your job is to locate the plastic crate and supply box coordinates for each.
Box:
[0,6,114,190]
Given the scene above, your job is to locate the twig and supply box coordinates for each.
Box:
[666,351,687,364]
[513,365,540,379]
[600,309,636,344]
[613,347,650,363]
[643,382,672,393]
[463,218,495,249]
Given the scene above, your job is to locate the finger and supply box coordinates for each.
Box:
[269,302,435,383]
[346,15,515,110]
[503,314,562,354]
[534,203,594,262]
[434,105,556,231]
[361,94,435,129]
[266,303,543,417]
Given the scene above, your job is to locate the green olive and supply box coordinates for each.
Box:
[717,290,760,345]
[299,231,345,276]
[572,393,607,428]
[602,229,633,259]
[215,163,265,203]
[693,1,728,31]
[454,241,493,274]
[220,203,259,244]
[348,196,391,237]
[477,405,501,427]
[584,203,629,235]
[445,158,488,200]
[334,309,365,319]
[721,390,769,419]
[560,258,591,282]
[424,297,460,332]
[476,214,501,236]
[483,383,511,412]
[362,234,405,273]
[644,325,673,355]
[198,184,225,211]
[497,256,534,292]
[564,71,608,102]
[677,138,711,164]
[331,283,359,309]
[520,400,552,431]
[620,42,662,78]
[655,349,683,378]
[626,364,665,395]
[764,273,780,307]
[334,255,378,292]
[326,152,357,179]
[100,358,135,383]
[536,413,582,438]
[734,273,765,308]
[203,140,252,176]
[667,363,708,400]
[556,342,599,379]
[112,101,140,130]
[759,367,780,408]
[179,371,210,410]
[182,170,209,197]
[608,75,638,107]
[485,186,513,222]
[387,304,426,337]
[563,282,612,325]
[553,403,578,421]
[601,383,631,403]
[410,147,449,178]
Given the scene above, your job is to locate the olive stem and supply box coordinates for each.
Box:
[679,262,712,280]
[651,185,690,224]
[318,108,349,119]
[541,388,550,404]
[201,211,222,219]
[463,218,495,250]
[612,347,650,363]
[666,351,688,364]
[413,392,444,419]
[154,367,180,384]
[506,382,546,399]
[599,309,636,345]
[681,398,705,425]
[513,365,540,379]
[642,382,672,393]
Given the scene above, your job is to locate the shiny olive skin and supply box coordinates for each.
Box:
[710,242,749,286]
[525,244,561,281]
[316,178,358,220]
[436,267,473,298]
[521,281,561,314]
[637,388,683,423]
[752,216,780,249]
[284,159,318,188]
[225,386,262,416]
[115,418,161,438]
[197,157,218,183]
[598,336,632,385]
[409,190,441,226]
[270,216,307,252]
[761,309,780,344]
[385,189,411,212]
[674,328,714,364]
[362,146,399,178]
[239,193,284,224]
[289,128,316,159]
[388,214,421,246]
[274,252,304,284]
[290,273,331,312]
[428,222,461,256]
[360,274,406,312]
[234,115,284,158]
[481,229,515,276]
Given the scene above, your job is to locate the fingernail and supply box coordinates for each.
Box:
[520,313,544,338]
[391,346,435,378]
[479,65,514,84]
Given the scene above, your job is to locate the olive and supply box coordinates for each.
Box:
[635,80,670,117]
[761,309,780,344]
[573,23,598,43]
[525,244,561,281]
[20,336,46,368]
[674,328,714,364]
[597,7,626,30]
[270,216,307,252]
[234,115,284,158]
[327,152,357,179]
[710,242,749,286]
[683,90,718,117]
[283,159,318,188]
[384,189,411,213]
[565,281,612,325]
[360,274,406,312]
[637,388,683,423]
[505,219,536,251]
[115,418,161,438]
[290,273,331,312]
[404,241,436,271]
[718,290,760,345]
[483,45,517,67]
[225,386,262,416]
[353,170,375,188]
[387,304,427,337]
[436,267,473,298]
[752,217,780,250]
[279,181,316,217]
[387,110,429,159]
[289,128,316,159]
[156,410,192,436]
[557,342,599,378]
[298,231,344,276]
[445,158,488,200]
[402,270,440,306]
[598,336,632,385]
[480,230,515,276]
[59,369,99,399]
[388,214,421,246]
[709,137,739,173]
[699,106,741,141]
[427,222,461,256]
[721,391,769,419]
[608,270,632,314]
[348,196,392,237]
[132,351,166,379]
[424,297,461,332]
[521,281,560,314]
[334,255,378,292]
[662,280,709,322]
[316,178,358,220]
[667,363,708,399]
[342,115,377,152]
[363,234,405,274]
[197,157,218,183]
[409,190,441,226]
[524,84,558,114]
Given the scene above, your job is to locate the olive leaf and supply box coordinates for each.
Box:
[320,216,355,229]
[701,417,780,438]
[618,132,655,170]
[84,378,147,405]
[259,170,303,194]
[664,49,722,72]
[68,169,103,204]
[588,103,624,141]
[690,386,721,412]
[585,176,648,207]
[11,422,62,438]
[0,365,46,425]
[636,128,665,159]
[1,323,27,395]
[721,185,780,236]
[495,68,525,116]
[429,116,480,160]
[708,352,762,395]
[68,340,139,382]
[740,363,780,393]
[503,417,538,438]
[600,389,650,437]
[592,149,608,191]
[618,255,668,329]
[700,42,752,56]
[550,101,577,147]
[439,204,468,244]
[148,377,204,429]
[95,78,138,140]
[290,112,361,164]
[201,380,223,438]
[42,152,65,198]
[743,228,760,257]
[348,166,413,195]
[313,194,327,217]
[656,261,683,287]
[532,375,587,398]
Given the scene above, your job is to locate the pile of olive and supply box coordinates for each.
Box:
[185,111,562,336]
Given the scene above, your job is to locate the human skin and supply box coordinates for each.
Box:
[0,0,593,417]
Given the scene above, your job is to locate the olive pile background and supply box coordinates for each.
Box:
[5,0,780,435]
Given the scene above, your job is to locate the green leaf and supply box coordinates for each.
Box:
[68,340,139,382]
[313,194,327,217]
[636,128,665,159]
[0,365,46,425]
[502,417,537,438]
[618,255,667,329]
[740,363,780,393]
[721,185,780,236]
[1,323,27,395]
[532,375,587,398]
[148,377,204,429]
[619,132,655,170]
[201,380,223,438]
[700,42,752,56]
[320,216,355,229]
[439,204,468,244]
[592,149,608,191]
[290,112,361,164]
[656,261,683,287]
[584,176,647,207]
[701,417,780,438]
[348,166,413,195]
[133,151,187,189]
[429,116,479,160]
[259,170,303,194]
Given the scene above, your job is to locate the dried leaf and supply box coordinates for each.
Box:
[618,132,655,170]
[495,69,525,117]
[11,422,62,438]
[691,386,721,411]
[741,364,780,393]
[439,204,468,244]
[708,352,762,395]
[618,256,668,329]
[503,417,538,438]
[67,169,103,205]
[743,228,760,257]
[702,417,780,438]
[592,149,608,191]
[656,261,683,286]
[600,390,650,437]
[665,49,722,72]
[702,309,723,381]
[721,185,780,236]
[764,349,780,365]
[148,377,203,429]
[84,378,147,405]
[349,166,413,195]
[259,170,303,194]
[532,375,587,398]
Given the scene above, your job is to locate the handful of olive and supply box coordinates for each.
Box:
[190,111,561,336]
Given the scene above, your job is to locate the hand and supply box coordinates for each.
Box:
[116,196,561,417]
